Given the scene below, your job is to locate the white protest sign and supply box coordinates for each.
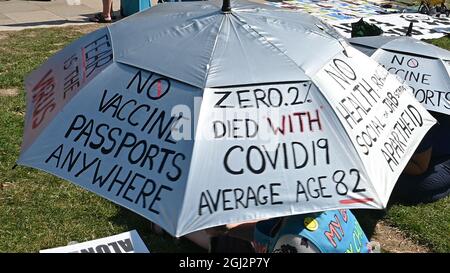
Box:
[39,230,149,253]
[332,13,450,39]
[373,51,450,115]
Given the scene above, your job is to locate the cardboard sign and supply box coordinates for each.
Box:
[40,230,149,253]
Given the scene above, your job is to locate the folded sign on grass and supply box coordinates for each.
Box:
[39,230,149,253]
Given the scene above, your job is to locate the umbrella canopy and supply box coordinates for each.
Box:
[348,36,450,115]
[18,0,435,237]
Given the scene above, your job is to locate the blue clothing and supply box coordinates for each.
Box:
[394,158,450,204]
[415,112,450,157]
[430,112,450,158]
[393,112,450,204]
[254,209,371,253]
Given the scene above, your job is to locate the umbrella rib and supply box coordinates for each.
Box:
[348,42,378,51]
[435,59,450,95]
[308,70,383,204]
[384,38,450,61]
[229,15,257,76]
[202,15,227,88]
[115,58,202,88]
[380,48,441,60]
[174,13,225,230]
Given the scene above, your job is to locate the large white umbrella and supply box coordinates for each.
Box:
[18,0,435,237]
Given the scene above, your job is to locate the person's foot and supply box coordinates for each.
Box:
[110,3,116,20]
[89,13,112,23]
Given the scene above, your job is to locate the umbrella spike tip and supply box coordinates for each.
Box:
[221,0,231,13]
[406,22,413,36]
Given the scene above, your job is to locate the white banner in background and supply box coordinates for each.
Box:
[333,13,450,39]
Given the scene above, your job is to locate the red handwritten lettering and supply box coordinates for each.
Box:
[324,214,344,248]
[31,70,56,129]
[267,109,322,135]
[339,209,348,223]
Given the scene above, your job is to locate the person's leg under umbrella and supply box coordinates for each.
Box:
[90,0,113,23]
[392,158,450,204]
[417,158,450,202]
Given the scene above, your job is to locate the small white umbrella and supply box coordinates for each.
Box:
[349,35,450,115]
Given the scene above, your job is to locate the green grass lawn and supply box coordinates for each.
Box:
[0,26,449,253]
[386,197,450,253]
